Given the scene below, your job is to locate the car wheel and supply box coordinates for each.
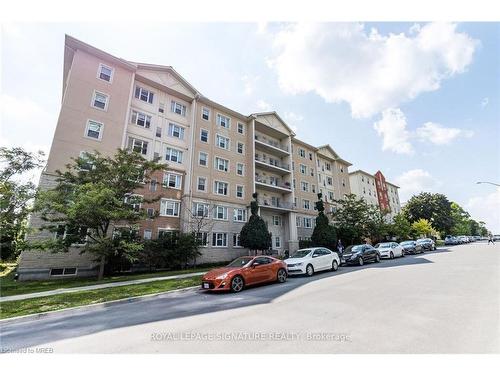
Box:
[390,251,394,259]
[331,260,339,272]
[375,254,380,263]
[306,264,314,276]
[277,268,287,283]
[230,275,244,293]
[401,250,405,257]
[358,257,364,266]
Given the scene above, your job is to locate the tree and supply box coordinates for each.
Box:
[402,192,453,235]
[32,149,164,279]
[181,198,215,265]
[388,212,413,240]
[0,147,45,260]
[239,193,272,254]
[311,193,337,250]
[411,219,436,238]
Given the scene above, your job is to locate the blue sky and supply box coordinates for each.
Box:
[1,22,499,232]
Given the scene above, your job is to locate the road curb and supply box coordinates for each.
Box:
[0,285,200,325]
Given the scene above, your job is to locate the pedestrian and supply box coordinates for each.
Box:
[488,235,495,245]
[337,239,344,254]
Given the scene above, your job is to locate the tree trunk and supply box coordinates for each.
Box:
[98,255,105,280]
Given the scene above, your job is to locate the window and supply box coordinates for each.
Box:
[273,215,282,226]
[160,199,180,217]
[155,126,162,138]
[237,123,245,134]
[215,157,229,172]
[202,107,210,121]
[79,151,94,171]
[214,206,228,220]
[163,173,182,189]
[158,103,165,113]
[143,230,152,240]
[216,134,230,150]
[233,233,241,247]
[304,217,312,228]
[200,129,209,143]
[310,169,314,177]
[233,208,247,222]
[236,185,244,198]
[312,184,316,193]
[197,177,206,191]
[300,164,307,174]
[327,177,333,186]
[328,191,334,201]
[309,152,313,160]
[150,179,157,192]
[165,147,183,163]
[98,63,113,82]
[194,202,210,218]
[217,114,230,128]
[212,232,228,247]
[128,137,148,155]
[92,91,108,110]
[198,152,208,167]
[168,123,185,139]
[325,163,331,171]
[214,181,228,196]
[50,267,77,277]
[299,148,306,157]
[236,163,244,176]
[131,110,152,128]
[124,194,142,212]
[301,181,309,192]
[296,216,302,227]
[196,232,209,247]
[85,120,103,140]
[303,199,310,210]
[171,100,186,116]
[147,208,155,218]
[135,86,154,104]
[237,142,244,154]
[275,236,281,248]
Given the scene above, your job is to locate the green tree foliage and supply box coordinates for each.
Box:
[411,218,437,238]
[311,193,337,250]
[239,193,272,254]
[0,147,45,260]
[387,212,413,240]
[32,149,164,279]
[402,192,453,235]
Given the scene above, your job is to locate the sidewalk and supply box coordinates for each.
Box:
[0,272,204,302]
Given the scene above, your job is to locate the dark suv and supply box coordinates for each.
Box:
[341,244,380,266]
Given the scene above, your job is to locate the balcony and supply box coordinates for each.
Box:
[254,135,289,157]
[254,155,290,175]
[258,199,295,212]
[255,175,292,194]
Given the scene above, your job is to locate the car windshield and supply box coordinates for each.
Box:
[227,257,253,267]
[377,243,392,248]
[345,245,364,253]
[289,250,311,258]
[416,239,428,243]
[400,241,413,245]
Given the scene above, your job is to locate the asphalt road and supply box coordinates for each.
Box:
[1,242,499,353]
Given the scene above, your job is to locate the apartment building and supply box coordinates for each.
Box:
[19,35,352,280]
[348,169,401,221]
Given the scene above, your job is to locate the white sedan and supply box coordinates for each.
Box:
[284,247,340,276]
[375,242,404,259]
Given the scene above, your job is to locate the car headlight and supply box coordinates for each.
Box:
[350,254,358,259]
[289,262,303,267]
[216,273,229,280]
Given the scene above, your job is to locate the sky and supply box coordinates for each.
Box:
[1,22,499,232]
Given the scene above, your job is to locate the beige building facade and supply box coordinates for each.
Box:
[20,35,354,280]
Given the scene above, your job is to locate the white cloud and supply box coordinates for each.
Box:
[373,108,413,154]
[394,169,441,202]
[466,188,500,234]
[270,22,478,118]
[256,99,272,111]
[481,97,489,108]
[416,122,474,145]
[283,111,304,133]
[241,75,260,95]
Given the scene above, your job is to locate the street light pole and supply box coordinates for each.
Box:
[476,181,500,187]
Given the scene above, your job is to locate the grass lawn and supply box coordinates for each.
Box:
[0,276,202,320]
[0,263,220,297]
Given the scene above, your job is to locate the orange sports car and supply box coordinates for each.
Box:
[201,256,288,292]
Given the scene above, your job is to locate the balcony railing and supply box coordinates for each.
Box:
[255,175,292,191]
[254,135,289,152]
[258,199,294,210]
[254,155,290,171]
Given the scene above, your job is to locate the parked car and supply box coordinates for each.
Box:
[201,256,287,293]
[341,244,380,266]
[400,240,424,254]
[285,247,340,276]
[457,235,468,244]
[445,235,458,245]
[416,238,436,251]
[374,242,404,259]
